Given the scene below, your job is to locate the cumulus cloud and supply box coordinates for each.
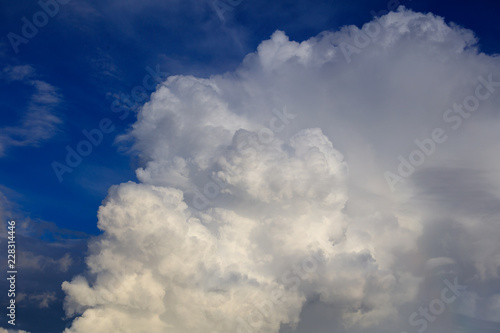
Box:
[63,7,500,333]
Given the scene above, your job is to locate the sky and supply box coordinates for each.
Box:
[1,0,500,332]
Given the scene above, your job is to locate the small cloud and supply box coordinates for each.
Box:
[17,251,73,272]
[0,328,30,333]
[30,292,57,309]
[2,65,34,81]
[0,66,62,156]
[59,253,73,273]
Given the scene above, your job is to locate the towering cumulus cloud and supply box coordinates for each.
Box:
[63,7,500,333]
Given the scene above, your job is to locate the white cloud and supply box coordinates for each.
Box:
[0,328,30,333]
[0,65,62,156]
[18,251,73,273]
[24,291,58,309]
[3,65,34,81]
[63,7,500,333]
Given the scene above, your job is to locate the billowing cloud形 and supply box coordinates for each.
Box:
[62,7,500,333]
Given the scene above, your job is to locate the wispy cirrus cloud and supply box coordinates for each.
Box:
[0,64,62,156]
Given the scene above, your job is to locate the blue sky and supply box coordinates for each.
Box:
[1,0,500,332]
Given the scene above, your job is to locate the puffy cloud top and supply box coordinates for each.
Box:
[63,7,500,333]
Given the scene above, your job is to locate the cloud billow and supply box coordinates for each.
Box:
[62,7,500,333]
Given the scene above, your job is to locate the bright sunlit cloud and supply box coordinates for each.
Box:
[61,7,500,333]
